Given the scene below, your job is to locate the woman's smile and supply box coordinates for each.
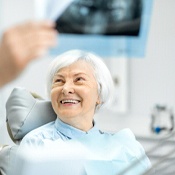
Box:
[60,98,81,106]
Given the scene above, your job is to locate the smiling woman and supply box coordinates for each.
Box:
[18,50,151,175]
[51,60,100,131]
[45,50,114,131]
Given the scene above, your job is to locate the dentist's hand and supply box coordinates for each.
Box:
[0,21,57,87]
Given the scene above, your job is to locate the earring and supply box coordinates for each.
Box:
[96,101,100,106]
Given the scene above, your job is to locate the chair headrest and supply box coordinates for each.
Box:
[6,87,57,143]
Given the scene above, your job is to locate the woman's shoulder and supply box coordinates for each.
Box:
[102,128,143,155]
[113,128,136,140]
[25,121,55,136]
[102,128,151,169]
[20,121,55,146]
[102,128,136,140]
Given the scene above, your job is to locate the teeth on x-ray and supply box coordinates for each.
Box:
[55,0,142,36]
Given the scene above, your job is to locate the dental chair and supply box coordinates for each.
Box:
[0,87,57,175]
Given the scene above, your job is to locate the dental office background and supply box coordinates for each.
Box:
[0,0,175,146]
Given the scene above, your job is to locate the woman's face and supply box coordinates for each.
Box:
[51,60,100,129]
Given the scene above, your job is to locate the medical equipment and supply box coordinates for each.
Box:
[138,130,175,175]
[151,105,174,134]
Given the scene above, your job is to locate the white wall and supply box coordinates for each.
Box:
[1,0,175,145]
[96,0,175,136]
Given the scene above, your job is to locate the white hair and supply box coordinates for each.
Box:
[46,50,115,110]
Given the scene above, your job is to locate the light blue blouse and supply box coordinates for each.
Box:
[20,118,151,175]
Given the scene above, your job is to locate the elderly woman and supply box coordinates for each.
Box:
[20,50,151,174]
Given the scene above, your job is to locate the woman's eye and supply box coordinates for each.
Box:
[76,77,84,81]
[54,79,64,83]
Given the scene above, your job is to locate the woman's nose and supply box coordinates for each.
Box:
[62,82,75,95]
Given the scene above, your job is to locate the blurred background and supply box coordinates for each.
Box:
[0,0,175,172]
